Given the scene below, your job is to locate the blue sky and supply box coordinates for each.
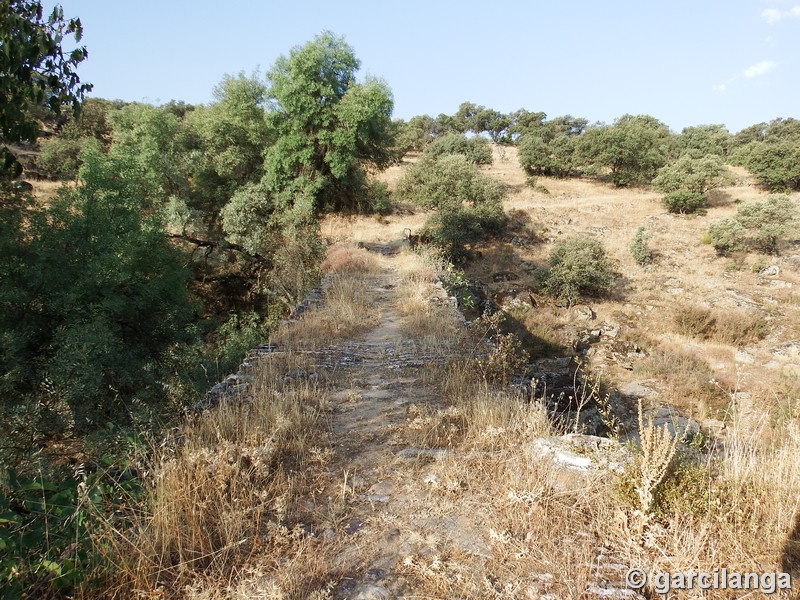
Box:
[49,0,798,133]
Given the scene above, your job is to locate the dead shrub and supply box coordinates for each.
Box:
[672,304,769,347]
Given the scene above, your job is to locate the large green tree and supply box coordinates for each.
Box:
[576,114,673,186]
[517,115,587,177]
[260,31,394,216]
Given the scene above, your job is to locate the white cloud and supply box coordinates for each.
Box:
[744,60,777,78]
[761,5,800,22]
[712,83,727,92]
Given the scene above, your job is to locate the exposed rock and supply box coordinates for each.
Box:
[734,350,755,364]
[492,270,519,282]
[397,448,448,461]
[619,381,659,399]
[527,433,631,477]
[757,277,792,288]
[759,265,780,277]
[569,305,595,321]
[644,406,700,438]
[348,583,390,600]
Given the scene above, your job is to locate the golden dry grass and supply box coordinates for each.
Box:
[271,275,380,350]
[101,354,334,598]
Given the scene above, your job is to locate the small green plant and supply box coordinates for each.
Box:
[440,263,475,309]
[0,456,142,598]
[629,226,653,266]
[475,312,529,384]
[662,189,706,214]
[540,237,615,307]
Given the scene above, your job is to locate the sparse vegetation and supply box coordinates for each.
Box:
[672,304,769,346]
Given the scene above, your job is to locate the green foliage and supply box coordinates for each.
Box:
[395,153,504,209]
[439,263,475,309]
[0,457,141,598]
[629,226,653,266]
[677,124,730,157]
[420,199,507,261]
[422,133,493,165]
[0,147,194,434]
[576,114,673,186]
[0,0,92,176]
[517,115,586,178]
[662,189,706,214]
[395,154,506,259]
[734,141,800,191]
[35,98,120,179]
[453,102,511,142]
[652,153,735,195]
[35,134,88,179]
[540,237,615,306]
[394,114,440,153]
[261,31,395,221]
[708,194,798,255]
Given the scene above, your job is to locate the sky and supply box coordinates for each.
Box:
[45,0,799,133]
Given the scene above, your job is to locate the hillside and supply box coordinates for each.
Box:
[99,149,800,599]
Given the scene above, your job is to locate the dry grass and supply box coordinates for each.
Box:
[94,146,800,598]
[672,303,769,347]
[271,274,379,350]
[100,355,336,598]
[634,342,729,414]
[320,242,381,275]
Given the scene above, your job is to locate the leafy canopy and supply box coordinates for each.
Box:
[262,31,394,218]
[576,114,673,187]
[0,0,92,175]
[653,154,735,195]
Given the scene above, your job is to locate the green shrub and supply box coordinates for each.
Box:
[708,194,798,255]
[540,237,615,306]
[422,133,493,165]
[395,154,504,209]
[629,226,653,266]
[0,460,141,598]
[652,153,735,195]
[419,200,507,261]
[36,136,92,180]
[733,141,800,191]
[662,189,706,214]
[396,154,507,259]
[707,219,746,255]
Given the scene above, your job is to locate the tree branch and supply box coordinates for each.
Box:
[167,232,270,264]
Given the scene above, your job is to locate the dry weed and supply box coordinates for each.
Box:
[101,357,331,597]
[672,303,769,347]
[272,274,379,349]
[320,242,381,275]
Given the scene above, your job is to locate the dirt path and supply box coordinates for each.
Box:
[307,254,469,598]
